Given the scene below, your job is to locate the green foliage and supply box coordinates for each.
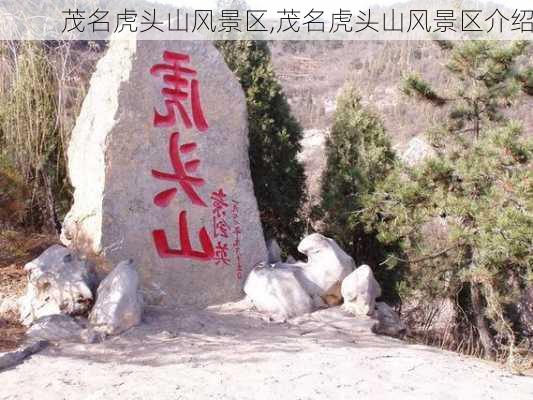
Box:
[216,41,307,253]
[519,67,533,96]
[363,41,533,363]
[402,73,446,106]
[317,83,399,298]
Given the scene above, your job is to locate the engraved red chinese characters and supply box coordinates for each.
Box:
[153,211,214,261]
[152,131,206,207]
[150,50,214,264]
[150,51,208,131]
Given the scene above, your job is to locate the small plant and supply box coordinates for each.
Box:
[217,40,307,254]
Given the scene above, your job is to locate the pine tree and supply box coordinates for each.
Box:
[363,41,533,363]
[216,41,306,253]
[318,83,397,294]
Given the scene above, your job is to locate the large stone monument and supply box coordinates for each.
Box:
[62,37,267,307]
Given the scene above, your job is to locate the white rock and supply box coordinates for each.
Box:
[19,245,94,326]
[295,233,355,307]
[372,302,406,337]
[61,37,267,307]
[27,314,84,343]
[0,294,20,322]
[400,136,436,167]
[244,262,313,322]
[89,260,143,335]
[341,265,381,316]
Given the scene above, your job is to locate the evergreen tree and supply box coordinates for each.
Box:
[362,41,533,363]
[318,83,397,294]
[216,41,306,253]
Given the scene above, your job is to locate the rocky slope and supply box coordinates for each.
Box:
[270,41,533,198]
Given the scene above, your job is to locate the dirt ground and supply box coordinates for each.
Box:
[1,233,532,399]
[1,303,532,400]
[0,320,25,353]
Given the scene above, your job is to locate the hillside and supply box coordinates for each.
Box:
[271,41,533,140]
[269,40,533,200]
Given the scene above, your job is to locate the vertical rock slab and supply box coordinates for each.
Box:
[62,38,267,307]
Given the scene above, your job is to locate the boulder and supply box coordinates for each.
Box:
[27,314,84,343]
[19,245,95,326]
[294,234,355,307]
[372,302,406,337]
[244,262,313,322]
[266,239,282,264]
[61,37,267,307]
[0,294,20,322]
[341,265,381,316]
[89,260,143,335]
[400,136,436,167]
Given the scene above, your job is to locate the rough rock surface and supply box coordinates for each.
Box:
[19,245,94,326]
[266,239,282,264]
[89,260,143,336]
[61,37,267,307]
[372,302,406,337]
[341,265,382,316]
[294,233,355,307]
[400,136,437,167]
[518,286,533,337]
[1,304,531,399]
[27,314,84,343]
[243,263,312,321]
[0,294,20,321]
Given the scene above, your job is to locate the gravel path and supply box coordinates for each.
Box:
[1,304,532,400]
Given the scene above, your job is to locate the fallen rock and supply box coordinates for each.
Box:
[27,314,84,343]
[341,265,382,316]
[244,262,313,322]
[372,302,406,337]
[61,37,267,307]
[0,294,20,322]
[266,239,282,264]
[400,136,437,167]
[295,234,355,307]
[19,245,95,326]
[89,260,143,335]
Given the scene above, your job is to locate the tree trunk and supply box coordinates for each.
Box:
[467,244,496,359]
[470,282,496,359]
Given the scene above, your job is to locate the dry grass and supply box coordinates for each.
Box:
[0,319,26,353]
[271,41,533,145]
